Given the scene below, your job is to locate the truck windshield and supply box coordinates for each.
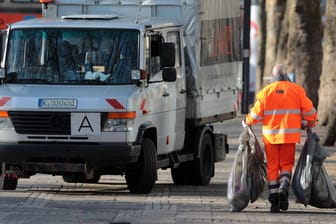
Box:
[5,28,139,85]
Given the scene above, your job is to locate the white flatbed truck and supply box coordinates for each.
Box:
[0,0,242,193]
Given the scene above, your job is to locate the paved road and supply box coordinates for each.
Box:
[0,116,335,224]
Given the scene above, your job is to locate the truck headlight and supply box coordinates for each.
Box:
[103,112,136,132]
[0,111,14,130]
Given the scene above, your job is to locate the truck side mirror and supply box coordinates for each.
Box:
[162,67,176,82]
[131,69,148,87]
[160,42,175,68]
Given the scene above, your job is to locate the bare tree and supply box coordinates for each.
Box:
[286,0,322,107]
[255,0,266,93]
[256,0,322,109]
[257,0,334,145]
[318,0,336,146]
[256,0,287,91]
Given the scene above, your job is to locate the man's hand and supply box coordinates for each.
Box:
[301,120,308,130]
[242,119,249,128]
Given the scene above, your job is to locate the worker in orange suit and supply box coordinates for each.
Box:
[242,64,317,213]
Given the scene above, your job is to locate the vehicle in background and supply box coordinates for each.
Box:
[0,0,41,62]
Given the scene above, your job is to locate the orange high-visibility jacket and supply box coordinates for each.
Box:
[246,80,317,144]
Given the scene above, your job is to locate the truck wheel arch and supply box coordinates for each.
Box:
[136,123,157,149]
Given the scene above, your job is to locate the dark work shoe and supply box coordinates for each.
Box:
[270,201,280,213]
[269,193,280,213]
[279,189,289,211]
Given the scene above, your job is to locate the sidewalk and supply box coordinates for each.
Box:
[3,115,336,224]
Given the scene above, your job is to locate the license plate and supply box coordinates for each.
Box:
[38,98,77,109]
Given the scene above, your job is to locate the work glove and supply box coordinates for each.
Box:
[242,119,249,128]
[301,120,308,130]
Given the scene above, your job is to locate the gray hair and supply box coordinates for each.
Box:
[272,64,287,76]
[271,64,290,82]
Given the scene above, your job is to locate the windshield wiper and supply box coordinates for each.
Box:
[63,79,107,85]
[14,79,52,84]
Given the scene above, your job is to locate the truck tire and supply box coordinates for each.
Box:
[62,174,100,183]
[192,132,214,185]
[0,163,18,190]
[125,138,157,194]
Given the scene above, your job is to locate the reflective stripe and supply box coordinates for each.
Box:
[263,128,300,135]
[303,108,316,116]
[279,171,291,177]
[269,188,279,194]
[279,172,291,184]
[268,181,279,193]
[264,109,301,116]
[269,180,279,186]
[250,112,262,121]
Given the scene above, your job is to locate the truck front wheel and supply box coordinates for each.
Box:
[0,163,18,190]
[125,138,157,194]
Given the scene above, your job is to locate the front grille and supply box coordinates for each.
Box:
[8,111,108,135]
[9,111,71,135]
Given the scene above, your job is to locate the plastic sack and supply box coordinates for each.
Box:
[309,132,336,208]
[310,165,336,208]
[292,127,336,208]
[291,136,314,206]
[227,127,267,211]
[246,127,267,203]
[227,129,250,211]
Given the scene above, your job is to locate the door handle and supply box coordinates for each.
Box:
[180,89,186,94]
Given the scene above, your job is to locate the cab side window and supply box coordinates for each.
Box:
[167,31,181,68]
[145,34,162,75]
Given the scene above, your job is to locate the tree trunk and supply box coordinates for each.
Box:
[257,0,322,106]
[262,0,287,84]
[286,0,322,108]
[255,0,266,93]
[318,0,336,146]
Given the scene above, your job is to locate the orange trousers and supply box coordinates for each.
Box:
[264,142,296,182]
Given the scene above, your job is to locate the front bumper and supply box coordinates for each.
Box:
[0,142,141,167]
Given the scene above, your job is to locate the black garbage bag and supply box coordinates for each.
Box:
[246,127,267,203]
[227,127,267,211]
[292,127,336,208]
[310,165,336,208]
[309,132,336,208]
[227,128,250,211]
[291,134,314,206]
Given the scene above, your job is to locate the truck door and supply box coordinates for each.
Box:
[144,31,185,154]
[166,31,186,150]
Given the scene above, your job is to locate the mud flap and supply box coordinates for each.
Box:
[214,133,228,162]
